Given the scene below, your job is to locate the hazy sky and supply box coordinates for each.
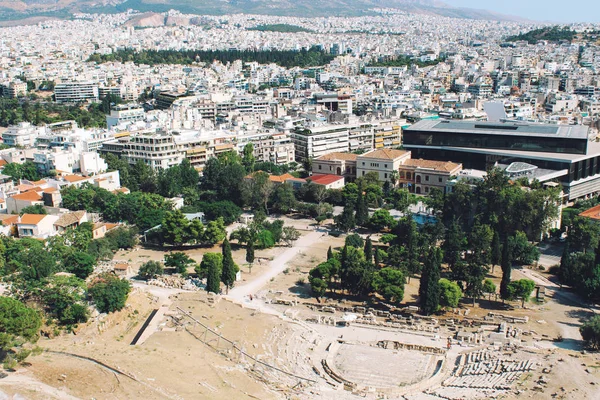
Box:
[443,0,600,23]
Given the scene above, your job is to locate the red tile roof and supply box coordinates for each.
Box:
[19,214,46,225]
[579,205,600,221]
[308,174,344,186]
[11,190,42,202]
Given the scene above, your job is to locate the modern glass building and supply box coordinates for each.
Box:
[403,120,599,201]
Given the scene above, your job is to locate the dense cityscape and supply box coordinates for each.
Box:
[0,4,600,400]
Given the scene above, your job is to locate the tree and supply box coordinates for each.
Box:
[500,238,513,301]
[65,251,96,279]
[483,279,497,301]
[244,171,274,214]
[88,273,131,313]
[221,239,238,293]
[568,216,600,253]
[580,315,600,350]
[372,268,405,304]
[256,230,276,249]
[242,143,256,172]
[439,278,463,309]
[41,276,88,326]
[369,209,395,231]
[281,226,300,247]
[364,237,373,264]
[0,296,41,344]
[246,240,255,274]
[202,253,222,294]
[491,231,502,273]
[309,277,328,302]
[339,246,371,296]
[507,279,536,307]
[419,247,442,315]
[327,246,334,261]
[202,201,242,225]
[465,222,493,305]
[19,205,47,215]
[162,210,190,245]
[272,183,297,214]
[355,189,369,227]
[444,218,467,278]
[345,233,364,249]
[138,260,164,280]
[509,231,540,265]
[203,218,227,245]
[164,252,194,275]
[335,203,356,232]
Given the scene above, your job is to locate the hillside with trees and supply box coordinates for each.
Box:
[87,47,335,68]
[505,26,576,44]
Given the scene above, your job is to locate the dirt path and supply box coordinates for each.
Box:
[226,230,325,303]
[0,371,81,400]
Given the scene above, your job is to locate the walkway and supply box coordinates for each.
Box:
[226,229,324,302]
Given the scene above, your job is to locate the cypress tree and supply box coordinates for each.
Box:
[420,248,441,315]
[364,237,373,264]
[203,253,222,294]
[374,247,381,267]
[327,246,334,261]
[491,230,502,273]
[559,241,571,284]
[355,189,369,227]
[246,240,255,274]
[500,238,512,301]
[221,239,238,293]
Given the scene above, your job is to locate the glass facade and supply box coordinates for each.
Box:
[404,130,587,155]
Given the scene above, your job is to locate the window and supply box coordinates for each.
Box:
[384,173,388,178]
[329,166,332,171]
[384,164,388,168]
[439,177,443,183]
[425,176,430,182]
[400,171,405,178]
[362,162,365,166]
[425,187,429,193]
[362,171,365,176]
[406,172,411,179]
[318,165,322,170]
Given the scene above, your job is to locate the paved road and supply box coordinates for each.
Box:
[537,241,564,268]
[226,229,325,302]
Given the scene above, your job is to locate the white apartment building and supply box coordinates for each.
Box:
[54,82,99,103]
[2,122,42,147]
[106,104,146,129]
[291,125,350,161]
[236,132,295,165]
[123,133,184,170]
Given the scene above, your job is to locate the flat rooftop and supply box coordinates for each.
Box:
[406,120,589,140]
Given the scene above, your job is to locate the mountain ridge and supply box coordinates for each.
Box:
[0,0,531,23]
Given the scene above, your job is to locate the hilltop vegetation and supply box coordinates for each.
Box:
[505,26,576,44]
[88,47,335,68]
[367,55,444,69]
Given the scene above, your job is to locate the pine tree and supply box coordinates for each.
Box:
[364,237,373,264]
[355,190,369,227]
[327,246,334,260]
[420,248,442,315]
[221,239,238,293]
[246,240,255,274]
[500,238,512,301]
